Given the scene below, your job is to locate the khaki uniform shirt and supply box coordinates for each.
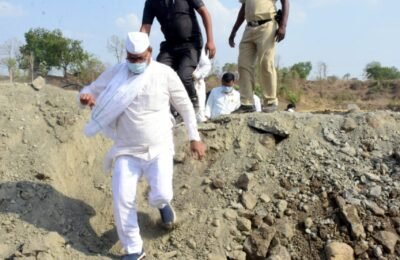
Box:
[239,0,277,21]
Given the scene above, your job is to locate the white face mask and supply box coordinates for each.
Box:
[127,61,148,74]
[222,86,233,93]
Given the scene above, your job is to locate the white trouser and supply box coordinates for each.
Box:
[194,79,206,122]
[112,153,173,254]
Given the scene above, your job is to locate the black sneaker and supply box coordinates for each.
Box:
[233,104,256,113]
[122,248,146,260]
[159,204,176,229]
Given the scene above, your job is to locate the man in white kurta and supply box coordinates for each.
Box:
[205,72,241,119]
[193,50,212,122]
[79,32,205,260]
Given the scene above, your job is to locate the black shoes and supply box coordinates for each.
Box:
[233,104,256,113]
[122,248,146,260]
[262,104,278,113]
[159,204,176,229]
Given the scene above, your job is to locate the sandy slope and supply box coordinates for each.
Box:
[0,82,399,259]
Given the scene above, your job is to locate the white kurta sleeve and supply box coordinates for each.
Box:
[79,64,122,102]
[168,69,201,141]
[192,50,212,80]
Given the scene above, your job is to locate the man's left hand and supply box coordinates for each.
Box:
[190,140,206,160]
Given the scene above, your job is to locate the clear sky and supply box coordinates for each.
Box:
[0,0,399,79]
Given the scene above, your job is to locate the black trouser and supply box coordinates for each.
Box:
[157,42,201,108]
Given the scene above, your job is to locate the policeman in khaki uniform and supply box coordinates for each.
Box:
[229,0,289,113]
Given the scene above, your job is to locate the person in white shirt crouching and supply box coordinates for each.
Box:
[79,32,206,260]
[205,72,241,119]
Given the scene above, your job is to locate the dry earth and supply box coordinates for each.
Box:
[0,81,400,260]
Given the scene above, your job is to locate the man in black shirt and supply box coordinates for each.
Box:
[140,0,216,109]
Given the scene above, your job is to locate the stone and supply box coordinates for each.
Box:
[208,253,226,260]
[241,192,257,210]
[22,236,48,254]
[198,123,217,131]
[341,118,358,132]
[336,196,366,239]
[364,172,381,182]
[392,217,400,228]
[14,256,36,260]
[304,217,313,229]
[353,241,369,256]
[247,161,260,172]
[373,230,399,254]
[252,214,264,228]
[243,224,276,259]
[340,145,356,157]
[236,173,254,191]
[224,209,238,220]
[263,215,275,226]
[36,252,54,260]
[212,178,224,189]
[366,115,382,129]
[366,224,374,233]
[347,104,360,112]
[275,218,294,240]
[369,186,382,198]
[187,239,197,249]
[31,76,45,90]
[325,241,354,260]
[164,251,178,258]
[173,151,186,163]
[259,134,276,149]
[363,200,385,216]
[373,246,383,257]
[212,218,221,227]
[267,245,291,260]
[260,194,271,203]
[322,128,341,145]
[227,250,246,260]
[247,117,289,138]
[277,200,288,215]
[237,217,252,232]
[0,243,14,259]
[42,232,66,249]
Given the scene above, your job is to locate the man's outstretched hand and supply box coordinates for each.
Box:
[190,140,206,160]
[80,93,96,108]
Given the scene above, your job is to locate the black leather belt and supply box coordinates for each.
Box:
[247,19,272,27]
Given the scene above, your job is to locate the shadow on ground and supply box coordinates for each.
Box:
[0,181,118,257]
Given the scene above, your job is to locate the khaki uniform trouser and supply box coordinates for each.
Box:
[238,20,278,106]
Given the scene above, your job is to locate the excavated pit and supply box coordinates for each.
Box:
[0,82,400,259]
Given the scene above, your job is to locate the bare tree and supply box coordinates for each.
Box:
[275,55,281,71]
[107,35,125,63]
[342,73,351,80]
[0,38,21,83]
[317,61,327,80]
[29,52,34,83]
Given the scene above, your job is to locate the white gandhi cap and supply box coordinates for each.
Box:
[125,32,150,54]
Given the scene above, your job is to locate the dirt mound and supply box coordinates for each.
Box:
[0,82,399,259]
